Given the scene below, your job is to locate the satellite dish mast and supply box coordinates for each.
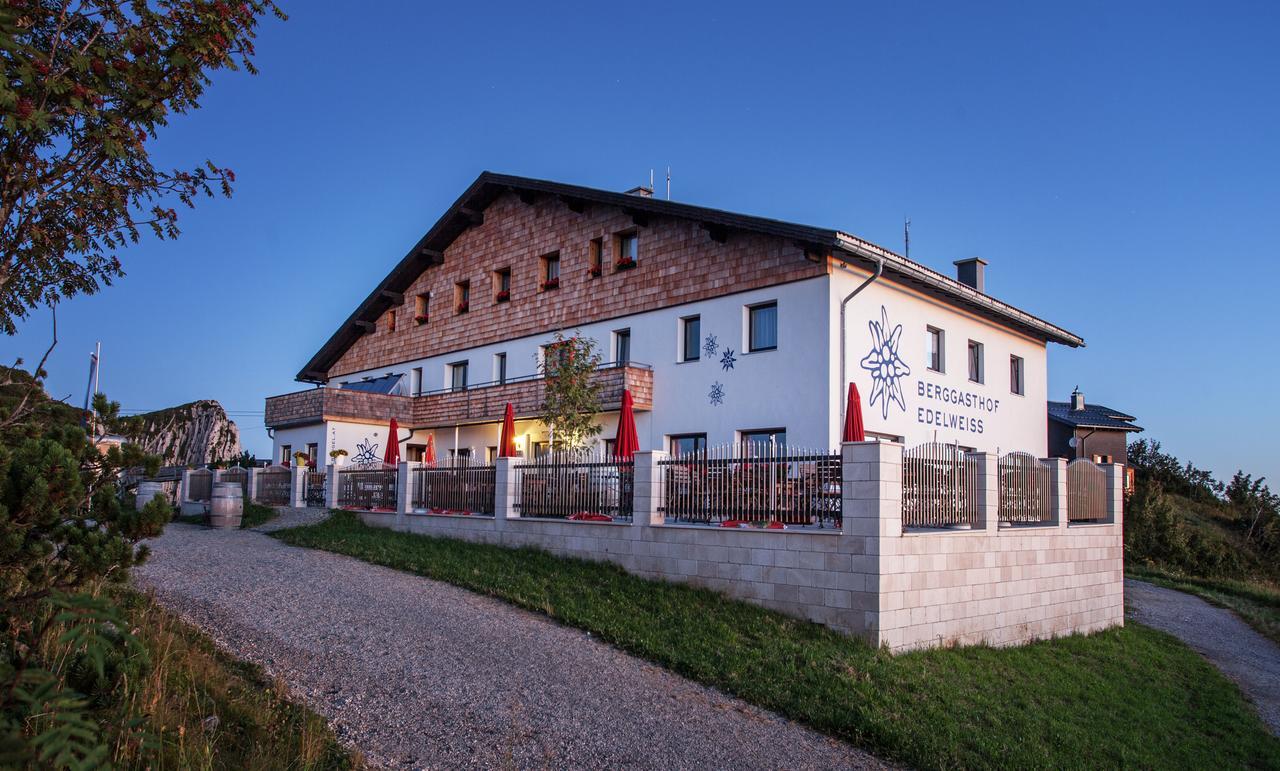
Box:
[904,217,911,259]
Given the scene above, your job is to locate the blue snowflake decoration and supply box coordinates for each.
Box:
[719,348,736,371]
[703,334,719,358]
[352,438,381,467]
[859,306,911,418]
[708,381,725,406]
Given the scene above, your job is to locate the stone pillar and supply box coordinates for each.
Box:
[631,450,666,528]
[245,467,259,503]
[396,461,412,525]
[971,452,999,533]
[179,468,193,503]
[841,441,902,539]
[1103,463,1125,526]
[494,456,519,529]
[290,465,306,508]
[325,464,341,509]
[1044,457,1068,529]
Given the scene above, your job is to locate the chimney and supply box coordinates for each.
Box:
[623,185,653,198]
[953,257,987,292]
[1070,387,1085,411]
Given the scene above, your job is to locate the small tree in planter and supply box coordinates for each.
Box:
[538,331,603,455]
[293,451,310,467]
[329,449,348,466]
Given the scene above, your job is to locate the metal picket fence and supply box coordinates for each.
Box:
[338,467,398,510]
[412,459,496,515]
[305,469,327,507]
[998,451,1053,524]
[658,444,841,527]
[1067,459,1107,522]
[257,467,291,506]
[514,450,634,522]
[901,442,978,529]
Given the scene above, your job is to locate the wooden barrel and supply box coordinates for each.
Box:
[136,481,162,512]
[208,482,243,529]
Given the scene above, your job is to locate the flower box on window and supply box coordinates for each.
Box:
[495,289,510,303]
[414,314,429,325]
[456,301,469,314]
[541,277,560,290]
[588,266,602,278]
[615,257,636,271]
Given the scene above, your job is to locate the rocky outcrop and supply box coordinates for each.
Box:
[122,400,241,466]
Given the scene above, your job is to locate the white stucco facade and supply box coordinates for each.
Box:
[273,270,1053,464]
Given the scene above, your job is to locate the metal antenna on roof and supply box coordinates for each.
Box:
[666,166,671,200]
[904,217,911,259]
[650,168,654,190]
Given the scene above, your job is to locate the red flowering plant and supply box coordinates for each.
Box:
[615,256,637,271]
[541,276,560,290]
[456,301,468,313]
[588,265,602,278]
[495,289,510,302]
[414,313,429,324]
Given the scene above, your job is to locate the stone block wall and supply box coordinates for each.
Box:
[350,443,1124,652]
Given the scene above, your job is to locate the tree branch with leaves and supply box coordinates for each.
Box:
[537,330,603,455]
[0,0,286,334]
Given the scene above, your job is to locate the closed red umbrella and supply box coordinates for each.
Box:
[498,403,518,457]
[383,417,401,466]
[613,389,640,460]
[842,382,866,443]
[423,434,437,466]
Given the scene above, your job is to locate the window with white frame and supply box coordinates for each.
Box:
[614,329,631,365]
[927,327,945,372]
[1010,355,1025,395]
[748,302,777,352]
[668,433,707,456]
[739,427,786,454]
[449,360,468,391]
[967,340,984,383]
[681,315,700,362]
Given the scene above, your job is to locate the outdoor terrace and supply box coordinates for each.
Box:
[264,362,653,429]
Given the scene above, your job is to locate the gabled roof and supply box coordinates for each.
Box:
[297,172,1084,382]
[1047,401,1144,432]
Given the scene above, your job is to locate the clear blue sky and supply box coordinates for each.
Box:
[2,1,1277,485]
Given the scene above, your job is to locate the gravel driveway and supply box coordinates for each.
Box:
[133,520,887,770]
[1126,578,1280,735]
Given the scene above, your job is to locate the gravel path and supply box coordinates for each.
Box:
[1126,578,1280,735]
[134,521,888,770]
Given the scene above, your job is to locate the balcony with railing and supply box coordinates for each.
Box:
[265,362,653,430]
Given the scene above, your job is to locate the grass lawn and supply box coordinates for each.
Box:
[1128,565,1280,646]
[103,590,357,769]
[274,512,1280,770]
[241,501,279,529]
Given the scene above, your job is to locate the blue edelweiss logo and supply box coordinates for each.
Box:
[859,306,911,418]
[352,438,381,467]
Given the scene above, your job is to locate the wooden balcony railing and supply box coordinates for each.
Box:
[265,363,653,429]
